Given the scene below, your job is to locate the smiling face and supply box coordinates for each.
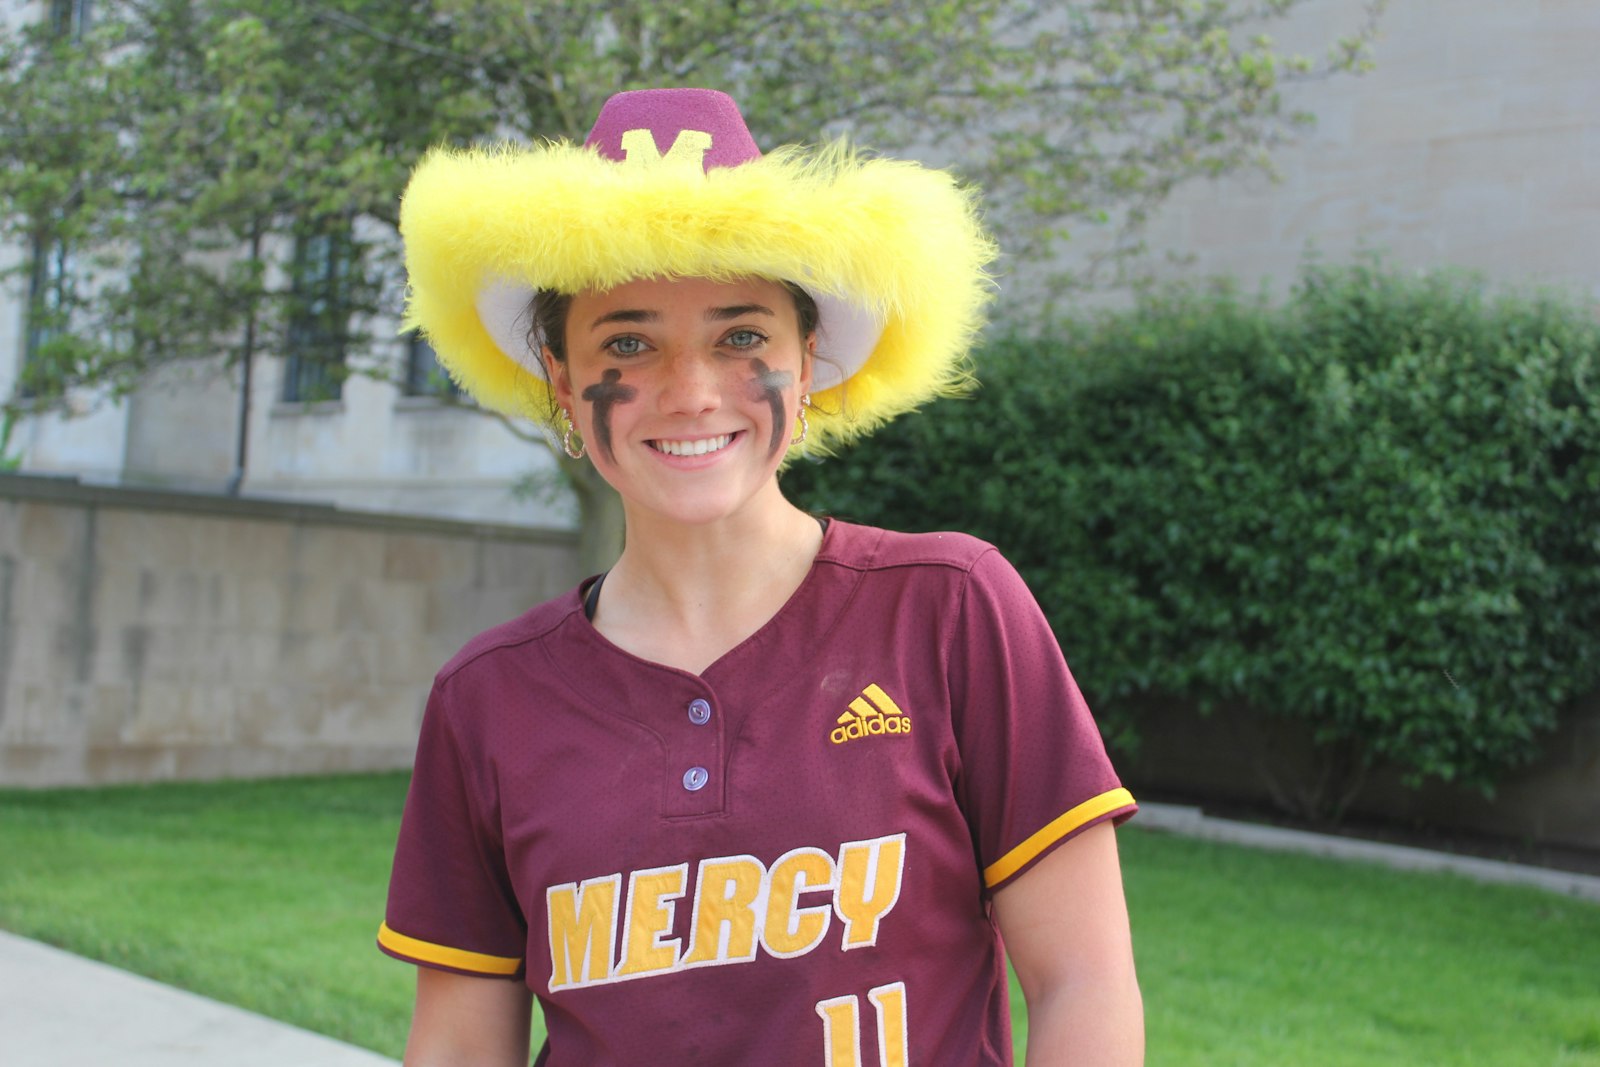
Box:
[545,276,815,530]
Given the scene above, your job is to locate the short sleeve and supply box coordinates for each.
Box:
[378,676,528,979]
[947,549,1136,893]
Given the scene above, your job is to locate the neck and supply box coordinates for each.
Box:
[592,483,825,672]
[616,485,819,611]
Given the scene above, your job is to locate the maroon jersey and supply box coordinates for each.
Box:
[380,521,1135,1065]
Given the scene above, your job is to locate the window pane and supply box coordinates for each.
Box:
[21,236,72,396]
[50,0,91,38]
[283,226,351,403]
[403,332,459,397]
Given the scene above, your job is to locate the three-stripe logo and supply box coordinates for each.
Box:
[831,683,912,745]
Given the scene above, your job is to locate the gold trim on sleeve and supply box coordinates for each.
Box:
[983,788,1137,888]
[377,921,523,976]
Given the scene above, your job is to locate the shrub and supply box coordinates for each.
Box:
[783,260,1600,816]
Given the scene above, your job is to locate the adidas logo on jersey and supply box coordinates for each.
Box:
[831,683,912,744]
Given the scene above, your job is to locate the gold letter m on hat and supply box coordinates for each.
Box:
[619,128,712,168]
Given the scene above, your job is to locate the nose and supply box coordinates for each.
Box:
[657,346,722,416]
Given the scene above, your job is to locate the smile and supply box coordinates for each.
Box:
[650,434,735,457]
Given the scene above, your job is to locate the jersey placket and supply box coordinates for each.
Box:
[662,686,726,818]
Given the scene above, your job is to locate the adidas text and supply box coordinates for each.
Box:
[832,684,913,744]
[830,715,912,744]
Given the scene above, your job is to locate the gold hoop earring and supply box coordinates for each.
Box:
[561,411,586,460]
[791,394,810,447]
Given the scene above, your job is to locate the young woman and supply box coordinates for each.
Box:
[379,88,1143,1066]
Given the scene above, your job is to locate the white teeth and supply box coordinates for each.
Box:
[654,434,733,457]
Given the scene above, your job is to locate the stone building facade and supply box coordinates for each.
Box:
[1135,0,1599,301]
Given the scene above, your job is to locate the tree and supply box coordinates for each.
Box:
[0,0,1384,569]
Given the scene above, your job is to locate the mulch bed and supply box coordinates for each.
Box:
[1138,791,1600,879]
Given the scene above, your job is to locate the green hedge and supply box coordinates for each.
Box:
[783,261,1600,813]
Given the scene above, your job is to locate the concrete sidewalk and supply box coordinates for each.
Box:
[0,930,400,1067]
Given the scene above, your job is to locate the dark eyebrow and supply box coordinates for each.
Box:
[707,304,776,321]
[588,304,776,330]
[589,308,660,330]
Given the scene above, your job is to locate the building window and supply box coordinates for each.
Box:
[282,227,353,403]
[403,332,460,398]
[50,0,92,39]
[20,235,72,396]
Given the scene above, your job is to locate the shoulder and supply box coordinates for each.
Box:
[820,520,999,577]
[434,587,587,686]
[821,523,1047,641]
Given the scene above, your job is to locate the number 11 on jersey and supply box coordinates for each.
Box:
[815,982,908,1067]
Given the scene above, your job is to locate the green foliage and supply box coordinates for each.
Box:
[783,260,1600,811]
[0,0,496,411]
[0,0,1385,419]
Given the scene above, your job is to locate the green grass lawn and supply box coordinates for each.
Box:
[1,773,1597,1065]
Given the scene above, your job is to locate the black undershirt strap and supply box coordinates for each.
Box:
[583,572,606,621]
[581,516,830,622]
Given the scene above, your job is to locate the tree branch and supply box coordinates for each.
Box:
[302,5,477,69]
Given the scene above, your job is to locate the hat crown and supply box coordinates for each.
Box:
[583,88,762,172]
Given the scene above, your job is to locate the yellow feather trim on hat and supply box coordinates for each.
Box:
[399,139,996,453]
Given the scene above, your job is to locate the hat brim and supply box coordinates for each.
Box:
[475,281,881,395]
[400,141,995,452]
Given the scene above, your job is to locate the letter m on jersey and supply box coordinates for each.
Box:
[547,874,621,991]
[619,128,713,169]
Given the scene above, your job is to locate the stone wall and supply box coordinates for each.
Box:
[0,473,580,786]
